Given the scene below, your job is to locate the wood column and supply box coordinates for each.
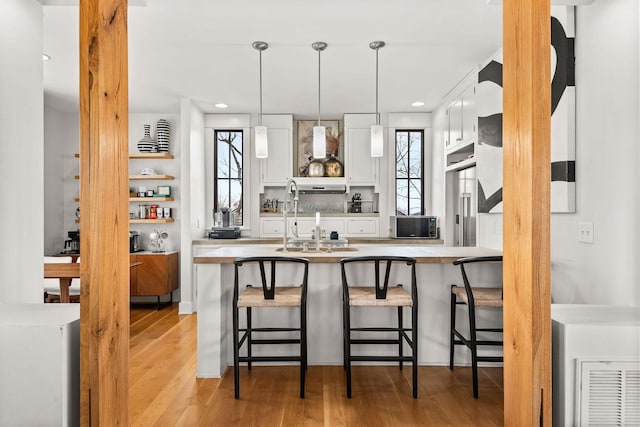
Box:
[503,0,551,425]
[79,0,130,425]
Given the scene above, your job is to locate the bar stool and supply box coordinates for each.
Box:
[340,256,418,398]
[449,255,503,398]
[232,256,309,399]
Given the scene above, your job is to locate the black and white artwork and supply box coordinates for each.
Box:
[477,6,576,213]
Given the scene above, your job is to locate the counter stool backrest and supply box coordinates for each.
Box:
[340,256,417,301]
[452,256,503,306]
[234,256,309,301]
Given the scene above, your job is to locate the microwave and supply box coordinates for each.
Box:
[391,216,439,239]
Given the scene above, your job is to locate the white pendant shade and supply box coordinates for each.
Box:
[254,125,268,158]
[313,126,326,158]
[371,124,384,157]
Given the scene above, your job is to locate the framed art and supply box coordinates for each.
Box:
[295,120,343,177]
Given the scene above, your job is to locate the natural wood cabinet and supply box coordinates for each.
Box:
[130,251,178,298]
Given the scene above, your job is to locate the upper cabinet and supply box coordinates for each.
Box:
[444,76,478,172]
[445,81,477,152]
[259,114,293,187]
[344,114,379,187]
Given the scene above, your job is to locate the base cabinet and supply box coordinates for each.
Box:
[130,251,178,297]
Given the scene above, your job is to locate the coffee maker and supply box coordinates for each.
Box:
[63,230,80,254]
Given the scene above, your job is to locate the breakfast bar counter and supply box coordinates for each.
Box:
[194,245,502,378]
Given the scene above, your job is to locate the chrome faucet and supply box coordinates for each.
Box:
[283,178,299,251]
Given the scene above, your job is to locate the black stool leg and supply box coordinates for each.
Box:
[233,304,240,399]
[300,305,307,398]
[345,303,352,398]
[247,307,252,371]
[398,306,403,370]
[469,304,479,399]
[449,289,456,370]
[412,301,418,398]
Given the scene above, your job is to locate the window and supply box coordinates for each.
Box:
[214,130,243,225]
[395,130,424,216]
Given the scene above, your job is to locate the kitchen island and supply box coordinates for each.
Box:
[194,244,502,378]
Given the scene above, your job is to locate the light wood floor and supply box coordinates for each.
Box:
[129,304,504,426]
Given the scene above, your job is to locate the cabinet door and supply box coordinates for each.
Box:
[346,128,377,185]
[449,99,463,146]
[346,218,378,236]
[461,84,477,144]
[260,218,285,236]
[130,254,138,295]
[295,218,345,238]
[261,128,292,185]
[134,252,178,296]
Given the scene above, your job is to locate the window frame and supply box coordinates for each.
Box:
[213,129,244,226]
[394,129,425,216]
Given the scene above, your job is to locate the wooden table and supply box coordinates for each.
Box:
[44,262,142,303]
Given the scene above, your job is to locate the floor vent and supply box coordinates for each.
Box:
[576,360,640,426]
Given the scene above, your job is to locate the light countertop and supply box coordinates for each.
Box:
[193,237,444,245]
[193,244,500,264]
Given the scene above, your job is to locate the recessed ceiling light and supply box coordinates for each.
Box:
[42,54,51,61]
[214,103,228,109]
[411,101,424,107]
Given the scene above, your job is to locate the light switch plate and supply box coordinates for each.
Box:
[578,221,594,244]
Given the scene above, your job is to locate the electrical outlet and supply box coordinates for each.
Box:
[578,222,594,244]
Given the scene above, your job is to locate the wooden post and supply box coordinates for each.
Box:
[79,0,130,424]
[503,0,552,425]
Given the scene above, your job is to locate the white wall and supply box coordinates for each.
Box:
[447,0,640,305]
[44,106,76,255]
[551,0,639,305]
[0,0,44,303]
[179,98,205,314]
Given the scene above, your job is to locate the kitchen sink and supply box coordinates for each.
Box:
[274,246,358,253]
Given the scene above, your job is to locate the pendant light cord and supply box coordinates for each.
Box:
[375,47,379,126]
[259,49,263,126]
[317,48,321,127]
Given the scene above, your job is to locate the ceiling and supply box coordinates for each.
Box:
[42,0,503,117]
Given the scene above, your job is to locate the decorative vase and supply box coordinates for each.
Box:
[156,119,170,153]
[308,158,325,177]
[137,124,156,152]
[324,154,343,177]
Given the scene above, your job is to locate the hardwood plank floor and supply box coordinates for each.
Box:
[129,304,504,426]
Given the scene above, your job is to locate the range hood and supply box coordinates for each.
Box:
[291,177,347,194]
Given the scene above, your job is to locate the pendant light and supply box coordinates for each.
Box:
[253,41,269,158]
[312,42,328,159]
[370,41,385,157]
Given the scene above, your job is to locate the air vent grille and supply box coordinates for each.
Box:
[577,360,640,426]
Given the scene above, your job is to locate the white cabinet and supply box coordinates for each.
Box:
[461,84,477,146]
[445,83,477,151]
[260,216,377,237]
[260,115,293,186]
[344,114,379,187]
[0,304,80,427]
[296,218,345,238]
[346,218,378,236]
[260,218,285,236]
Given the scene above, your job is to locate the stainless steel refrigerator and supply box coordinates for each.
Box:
[454,166,477,247]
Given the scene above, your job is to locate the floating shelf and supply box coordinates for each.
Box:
[129,197,174,202]
[129,175,174,180]
[130,218,175,224]
[129,153,173,159]
[75,153,174,159]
